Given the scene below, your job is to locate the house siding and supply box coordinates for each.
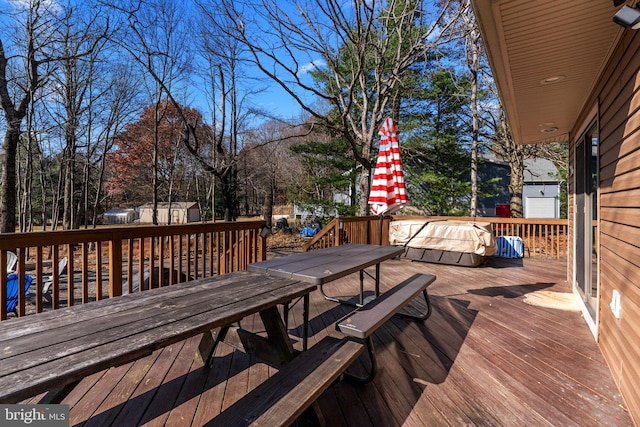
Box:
[588,29,640,422]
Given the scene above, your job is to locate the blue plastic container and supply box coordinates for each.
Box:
[495,236,524,258]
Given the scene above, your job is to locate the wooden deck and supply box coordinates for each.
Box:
[28,256,634,426]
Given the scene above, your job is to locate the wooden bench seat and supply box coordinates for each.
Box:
[210,336,363,427]
[335,273,436,383]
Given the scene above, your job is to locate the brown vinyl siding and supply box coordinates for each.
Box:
[591,28,640,423]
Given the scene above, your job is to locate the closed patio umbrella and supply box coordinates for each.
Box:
[368,117,408,244]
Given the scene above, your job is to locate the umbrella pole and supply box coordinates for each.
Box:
[378,215,384,246]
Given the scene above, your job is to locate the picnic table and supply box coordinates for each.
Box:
[0,245,433,424]
[0,271,317,404]
[248,243,405,306]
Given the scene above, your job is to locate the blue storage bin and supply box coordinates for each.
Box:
[496,236,524,258]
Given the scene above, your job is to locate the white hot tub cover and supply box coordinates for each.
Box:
[389,220,497,257]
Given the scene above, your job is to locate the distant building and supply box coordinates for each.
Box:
[522,158,561,219]
[293,204,338,220]
[138,202,200,224]
[478,156,561,219]
[477,160,511,217]
[102,207,138,225]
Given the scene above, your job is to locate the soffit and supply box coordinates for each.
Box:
[472,0,623,144]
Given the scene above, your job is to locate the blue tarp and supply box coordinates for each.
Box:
[300,226,320,237]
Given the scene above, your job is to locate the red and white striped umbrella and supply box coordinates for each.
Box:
[368,117,408,216]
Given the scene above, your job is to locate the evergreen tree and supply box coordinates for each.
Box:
[289,134,359,216]
[403,67,473,215]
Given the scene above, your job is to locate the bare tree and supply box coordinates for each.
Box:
[0,0,59,233]
[205,0,461,215]
[106,0,191,224]
[0,0,108,232]
[89,62,141,227]
[459,1,481,217]
[241,121,304,227]
[486,106,539,218]
[195,6,275,221]
[51,6,111,229]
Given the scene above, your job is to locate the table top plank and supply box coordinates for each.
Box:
[0,272,316,403]
[0,279,309,373]
[248,244,404,284]
[0,273,298,362]
[0,271,268,343]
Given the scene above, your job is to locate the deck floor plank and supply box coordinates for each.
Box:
[40,256,633,426]
[134,336,199,427]
[187,340,234,426]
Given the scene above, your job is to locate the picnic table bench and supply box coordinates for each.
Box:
[0,270,363,426]
[336,273,436,383]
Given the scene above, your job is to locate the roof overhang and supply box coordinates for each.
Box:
[471,0,624,144]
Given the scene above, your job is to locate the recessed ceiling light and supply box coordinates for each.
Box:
[541,127,558,133]
[540,75,565,85]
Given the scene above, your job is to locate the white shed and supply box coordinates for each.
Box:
[138,202,200,224]
[523,158,561,219]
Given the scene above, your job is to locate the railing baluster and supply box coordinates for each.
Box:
[35,247,43,313]
[138,238,145,294]
[159,235,165,286]
[127,239,134,294]
[17,249,26,317]
[68,244,75,306]
[96,241,103,301]
[52,247,60,309]
[109,232,123,298]
[149,237,156,289]
[82,242,89,304]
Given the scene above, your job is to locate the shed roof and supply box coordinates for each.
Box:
[139,202,198,210]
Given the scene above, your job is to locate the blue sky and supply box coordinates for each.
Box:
[0,0,325,127]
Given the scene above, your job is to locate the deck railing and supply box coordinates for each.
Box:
[1,221,267,320]
[302,216,393,250]
[303,215,568,259]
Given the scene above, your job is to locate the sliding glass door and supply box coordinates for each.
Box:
[575,124,598,320]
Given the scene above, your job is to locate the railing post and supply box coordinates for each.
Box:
[109,232,123,298]
[258,226,268,262]
[1,251,6,320]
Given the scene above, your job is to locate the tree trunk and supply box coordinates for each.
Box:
[62,148,75,230]
[469,26,479,217]
[152,101,161,226]
[358,171,371,216]
[0,123,19,233]
[509,166,525,218]
[18,135,34,232]
[220,173,232,222]
[262,183,274,229]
